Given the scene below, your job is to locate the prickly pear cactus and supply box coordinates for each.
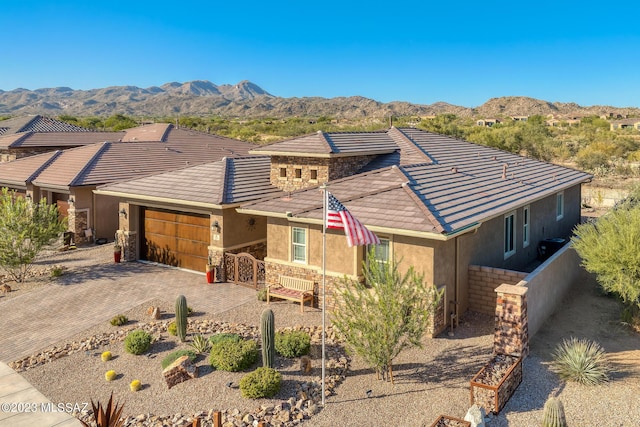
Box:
[175,294,188,342]
[542,397,567,427]
[261,309,275,369]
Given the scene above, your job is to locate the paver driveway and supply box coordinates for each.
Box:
[0,246,256,363]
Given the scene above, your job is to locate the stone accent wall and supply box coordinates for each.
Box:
[207,248,225,282]
[468,265,528,314]
[270,155,378,191]
[428,285,447,337]
[265,261,347,309]
[67,207,88,245]
[494,284,529,358]
[120,231,137,262]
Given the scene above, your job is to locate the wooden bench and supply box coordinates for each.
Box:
[267,275,315,313]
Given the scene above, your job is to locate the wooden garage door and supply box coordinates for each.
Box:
[142,208,209,272]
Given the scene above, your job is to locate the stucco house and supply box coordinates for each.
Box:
[609,118,640,131]
[94,156,281,275]
[237,127,592,333]
[0,123,257,243]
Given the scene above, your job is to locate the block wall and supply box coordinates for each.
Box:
[468,265,527,314]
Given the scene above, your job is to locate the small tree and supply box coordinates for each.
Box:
[572,190,640,313]
[0,188,67,282]
[331,250,443,384]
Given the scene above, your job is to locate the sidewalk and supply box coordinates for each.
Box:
[0,362,82,426]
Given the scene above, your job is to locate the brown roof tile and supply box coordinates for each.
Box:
[0,150,61,188]
[0,115,90,135]
[8,131,125,148]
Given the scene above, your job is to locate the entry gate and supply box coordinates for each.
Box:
[224,252,265,290]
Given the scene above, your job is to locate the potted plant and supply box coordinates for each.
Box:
[206,256,216,283]
[114,243,122,263]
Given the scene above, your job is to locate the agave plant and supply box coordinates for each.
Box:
[551,337,610,385]
[79,393,125,427]
[189,334,211,354]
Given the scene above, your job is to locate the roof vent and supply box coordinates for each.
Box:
[451,167,458,173]
[502,164,507,179]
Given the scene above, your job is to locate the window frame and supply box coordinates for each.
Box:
[556,192,564,221]
[522,205,530,248]
[504,211,516,259]
[309,168,318,182]
[366,238,390,267]
[279,166,287,179]
[291,226,307,263]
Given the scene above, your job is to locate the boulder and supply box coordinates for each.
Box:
[162,355,198,389]
[464,404,486,427]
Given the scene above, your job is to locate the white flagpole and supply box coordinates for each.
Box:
[321,183,327,406]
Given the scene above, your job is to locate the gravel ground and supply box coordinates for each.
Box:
[12,245,640,426]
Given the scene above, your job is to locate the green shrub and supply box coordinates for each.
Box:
[551,337,610,385]
[110,314,128,326]
[257,288,267,301]
[124,330,153,355]
[167,321,177,336]
[275,330,310,358]
[239,367,282,398]
[187,306,194,317]
[161,349,198,369]
[208,333,242,346]
[50,266,64,278]
[209,339,258,372]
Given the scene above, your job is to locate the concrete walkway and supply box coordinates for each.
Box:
[0,248,257,426]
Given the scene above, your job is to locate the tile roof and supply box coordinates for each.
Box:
[0,150,61,188]
[0,131,125,149]
[240,127,592,237]
[0,115,90,135]
[0,136,257,190]
[95,156,280,206]
[249,130,397,157]
[120,123,171,142]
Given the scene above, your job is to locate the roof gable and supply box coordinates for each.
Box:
[0,115,90,135]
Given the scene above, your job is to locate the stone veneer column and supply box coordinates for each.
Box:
[122,231,137,262]
[66,207,88,245]
[208,248,225,282]
[494,284,529,358]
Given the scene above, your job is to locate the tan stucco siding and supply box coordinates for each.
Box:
[267,218,290,261]
[94,193,119,240]
[221,209,267,249]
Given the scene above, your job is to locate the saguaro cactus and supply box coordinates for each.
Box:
[261,309,275,368]
[175,294,188,342]
[542,397,567,427]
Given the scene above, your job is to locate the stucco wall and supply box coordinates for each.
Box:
[523,244,588,337]
[221,208,267,249]
[94,193,119,240]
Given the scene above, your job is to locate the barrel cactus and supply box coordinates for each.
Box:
[542,396,567,427]
[261,309,275,368]
[175,295,188,342]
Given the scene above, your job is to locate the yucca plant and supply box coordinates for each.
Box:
[79,393,125,427]
[189,334,211,354]
[551,337,610,385]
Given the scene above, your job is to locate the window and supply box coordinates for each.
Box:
[504,212,516,258]
[523,205,530,248]
[366,238,390,267]
[310,169,318,181]
[292,227,306,263]
[556,192,564,220]
[294,168,302,179]
[279,167,287,179]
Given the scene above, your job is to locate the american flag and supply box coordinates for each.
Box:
[326,192,380,247]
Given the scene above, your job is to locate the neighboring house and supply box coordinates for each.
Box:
[0,124,257,243]
[237,127,592,333]
[94,156,281,274]
[0,115,120,161]
[610,118,640,131]
[511,116,529,122]
[476,118,500,127]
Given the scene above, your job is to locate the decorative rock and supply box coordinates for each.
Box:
[162,355,198,389]
[300,355,312,373]
[464,404,487,427]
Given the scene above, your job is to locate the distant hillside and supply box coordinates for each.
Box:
[0,80,638,119]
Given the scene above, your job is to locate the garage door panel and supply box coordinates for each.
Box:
[143,208,210,272]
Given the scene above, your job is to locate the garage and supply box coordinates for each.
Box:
[141,207,210,272]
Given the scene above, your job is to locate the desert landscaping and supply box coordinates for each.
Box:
[0,244,637,426]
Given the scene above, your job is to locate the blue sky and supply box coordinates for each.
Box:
[2,1,639,108]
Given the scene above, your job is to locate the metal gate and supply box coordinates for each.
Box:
[224,252,265,290]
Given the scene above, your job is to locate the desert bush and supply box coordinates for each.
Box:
[551,337,610,385]
[257,288,267,301]
[129,379,142,392]
[124,330,153,355]
[101,351,112,362]
[208,333,242,346]
[189,334,211,354]
[209,339,258,372]
[239,367,282,398]
[167,321,177,336]
[50,265,64,278]
[161,349,198,369]
[275,330,310,358]
[104,370,117,381]
[110,314,128,326]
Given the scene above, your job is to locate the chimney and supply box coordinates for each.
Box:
[502,164,507,179]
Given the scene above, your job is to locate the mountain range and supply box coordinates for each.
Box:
[0,80,638,119]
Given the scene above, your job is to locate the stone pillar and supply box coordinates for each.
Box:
[67,207,88,245]
[120,231,137,262]
[494,284,529,358]
[208,247,225,282]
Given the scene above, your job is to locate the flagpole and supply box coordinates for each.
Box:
[321,183,327,406]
